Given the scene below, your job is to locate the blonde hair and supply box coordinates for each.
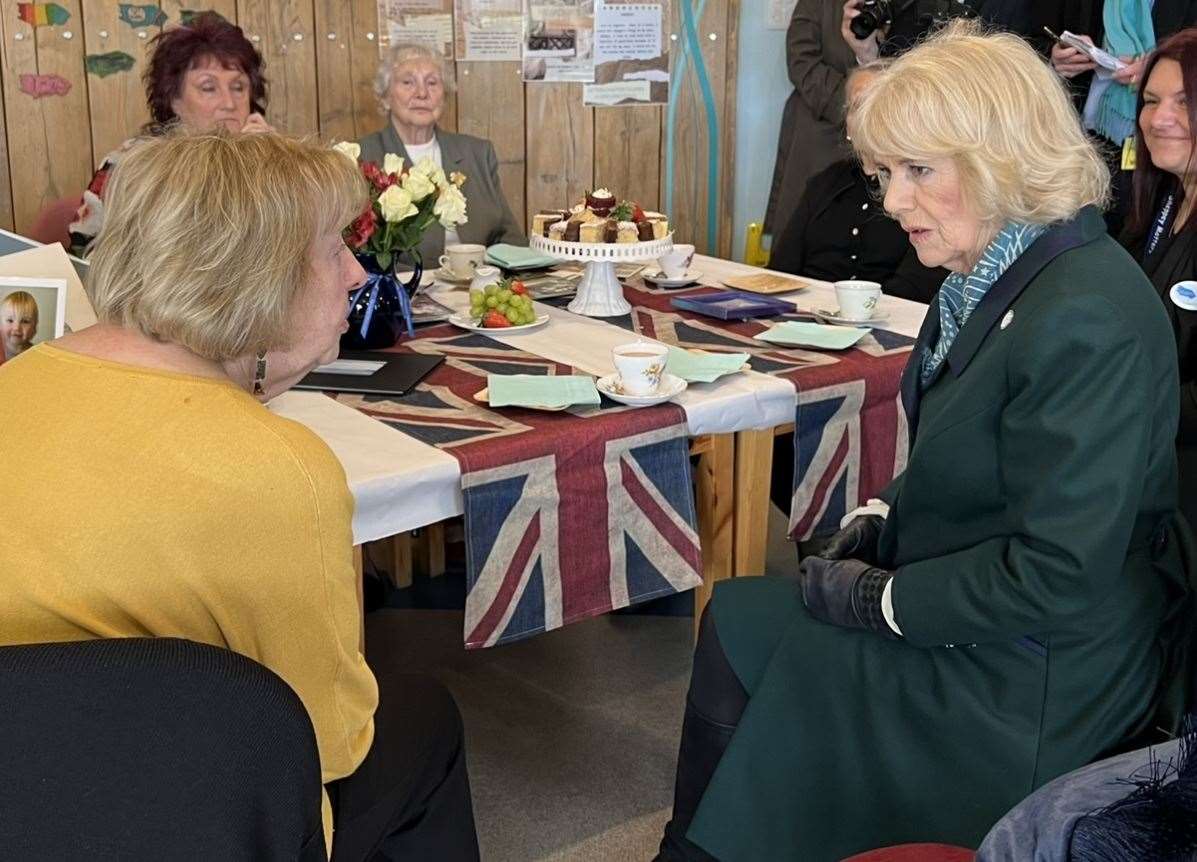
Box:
[851,20,1109,225]
[87,131,366,361]
[374,43,454,114]
[2,290,38,326]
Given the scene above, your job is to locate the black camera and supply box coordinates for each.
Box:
[849,0,894,40]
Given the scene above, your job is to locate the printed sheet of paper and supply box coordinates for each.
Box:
[584,0,668,105]
[379,0,456,59]
[0,244,95,333]
[455,0,523,60]
[767,0,797,29]
[522,0,595,82]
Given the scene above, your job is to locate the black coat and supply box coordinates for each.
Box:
[1123,196,1197,529]
[768,159,946,304]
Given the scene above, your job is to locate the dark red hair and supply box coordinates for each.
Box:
[1126,28,1197,241]
[142,12,267,130]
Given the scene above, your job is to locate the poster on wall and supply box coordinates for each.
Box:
[582,0,668,106]
[767,0,798,29]
[379,0,456,60]
[521,0,595,82]
[455,0,524,61]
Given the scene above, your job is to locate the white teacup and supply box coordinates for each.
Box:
[657,243,696,279]
[612,342,668,396]
[439,243,486,280]
[834,280,882,321]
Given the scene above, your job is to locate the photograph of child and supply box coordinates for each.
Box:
[1,285,59,363]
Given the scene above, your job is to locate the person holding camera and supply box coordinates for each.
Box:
[841,0,1034,65]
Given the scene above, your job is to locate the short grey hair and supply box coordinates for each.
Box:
[374,43,455,114]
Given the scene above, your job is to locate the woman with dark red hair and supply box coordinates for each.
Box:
[69,12,272,253]
[1122,27,1197,528]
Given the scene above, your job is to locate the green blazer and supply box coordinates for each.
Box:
[356,120,526,266]
[687,208,1191,861]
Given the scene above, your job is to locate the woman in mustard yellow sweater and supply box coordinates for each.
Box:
[0,132,479,860]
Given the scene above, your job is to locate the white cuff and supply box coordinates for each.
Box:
[881,578,902,635]
[839,498,890,530]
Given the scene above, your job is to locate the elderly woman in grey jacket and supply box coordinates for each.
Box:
[357,43,525,268]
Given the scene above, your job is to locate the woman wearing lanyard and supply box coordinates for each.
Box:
[1122,27,1197,529]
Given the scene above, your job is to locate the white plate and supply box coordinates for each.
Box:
[473,387,567,412]
[449,313,550,333]
[433,267,475,284]
[596,373,688,407]
[813,308,888,327]
[643,269,703,288]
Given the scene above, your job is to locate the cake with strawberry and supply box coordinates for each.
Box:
[537,191,669,245]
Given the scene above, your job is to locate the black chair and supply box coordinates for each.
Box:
[0,638,326,861]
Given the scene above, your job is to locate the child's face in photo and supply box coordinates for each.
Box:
[1,302,36,354]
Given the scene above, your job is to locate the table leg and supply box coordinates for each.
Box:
[694,434,734,641]
[734,428,775,577]
[413,523,446,578]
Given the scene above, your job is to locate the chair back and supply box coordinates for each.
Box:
[0,638,326,861]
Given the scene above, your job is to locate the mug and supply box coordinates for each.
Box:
[833,280,882,321]
[657,243,696,279]
[612,341,668,396]
[439,243,486,280]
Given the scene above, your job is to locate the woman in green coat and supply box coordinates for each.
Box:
[657,22,1192,861]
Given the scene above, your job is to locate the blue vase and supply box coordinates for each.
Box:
[342,250,423,351]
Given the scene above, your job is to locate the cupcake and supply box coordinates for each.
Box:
[586,188,615,216]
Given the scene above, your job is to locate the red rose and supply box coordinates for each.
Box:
[345,205,377,249]
[361,161,393,192]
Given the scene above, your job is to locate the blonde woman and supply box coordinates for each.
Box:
[1,290,38,361]
[0,132,479,861]
[356,43,524,266]
[656,23,1189,861]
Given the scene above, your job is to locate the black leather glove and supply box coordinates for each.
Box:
[799,556,897,637]
[818,514,885,564]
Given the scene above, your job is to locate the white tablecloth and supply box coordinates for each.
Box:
[269,255,929,544]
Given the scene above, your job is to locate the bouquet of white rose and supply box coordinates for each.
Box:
[333,142,468,272]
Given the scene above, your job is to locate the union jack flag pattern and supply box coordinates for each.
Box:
[337,326,702,648]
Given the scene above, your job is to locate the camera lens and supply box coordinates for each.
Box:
[850,10,880,39]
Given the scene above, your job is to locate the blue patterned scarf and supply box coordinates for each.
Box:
[920,221,1047,385]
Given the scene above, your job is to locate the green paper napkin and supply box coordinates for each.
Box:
[755,321,870,350]
[485,244,558,270]
[487,374,601,409]
[666,346,750,382]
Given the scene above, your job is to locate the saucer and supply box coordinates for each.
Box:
[814,308,888,327]
[434,267,475,285]
[449,313,550,333]
[597,373,688,407]
[643,269,703,288]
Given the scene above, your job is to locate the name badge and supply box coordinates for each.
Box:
[1170,281,1197,311]
[1121,136,1137,171]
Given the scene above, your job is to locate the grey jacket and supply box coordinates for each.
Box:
[357,119,526,267]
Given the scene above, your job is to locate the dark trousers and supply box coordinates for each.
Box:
[328,623,480,861]
[656,608,750,862]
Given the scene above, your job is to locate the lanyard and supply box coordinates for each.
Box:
[1146,192,1176,257]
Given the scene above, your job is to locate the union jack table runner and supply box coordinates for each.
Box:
[613,279,916,540]
[335,326,702,648]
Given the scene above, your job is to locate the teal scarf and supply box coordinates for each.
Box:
[1086,0,1155,143]
[920,222,1047,386]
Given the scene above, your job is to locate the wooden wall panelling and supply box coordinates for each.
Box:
[456,60,524,231]
[158,1,238,25]
[235,0,316,134]
[716,0,738,258]
[82,1,157,162]
[662,0,735,256]
[0,0,92,232]
[593,105,661,212]
[0,30,15,229]
[313,0,355,142]
[348,0,381,139]
[524,83,592,227]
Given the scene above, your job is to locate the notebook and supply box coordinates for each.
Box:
[294,352,443,396]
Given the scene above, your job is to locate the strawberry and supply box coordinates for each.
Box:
[511,280,528,296]
[632,204,646,223]
[483,310,511,328]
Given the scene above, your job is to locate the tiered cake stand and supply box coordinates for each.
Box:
[530,232,673,317]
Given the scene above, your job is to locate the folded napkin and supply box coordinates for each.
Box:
[485,244,558,270]
[666,346,750,382]
[755,321,870,350]
[486,374,601,409]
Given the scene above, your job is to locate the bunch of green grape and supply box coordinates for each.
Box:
[468,281,538,327]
